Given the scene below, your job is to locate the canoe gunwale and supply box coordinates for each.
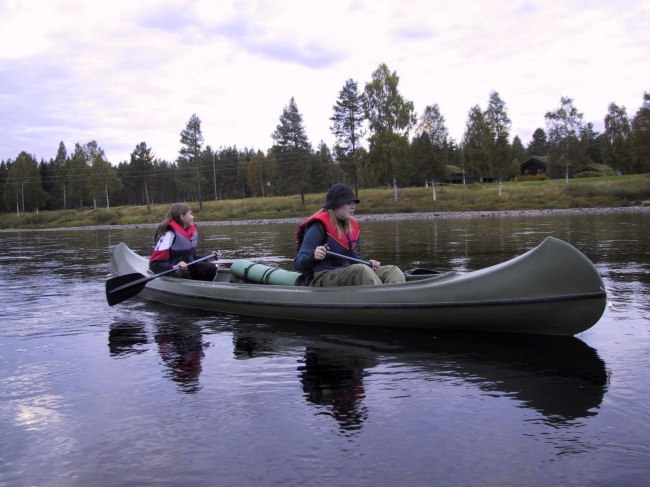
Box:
[156,288,607,310]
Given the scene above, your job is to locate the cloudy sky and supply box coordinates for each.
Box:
[1,0,648,164]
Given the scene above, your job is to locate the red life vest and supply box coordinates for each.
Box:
[150,221,198,263]
[296,211,360,272]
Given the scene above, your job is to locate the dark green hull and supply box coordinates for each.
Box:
[109,237,607,335]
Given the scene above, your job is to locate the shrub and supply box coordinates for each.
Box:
[518,174,549,181]
[92,210,119,224]
[574,171,616,178]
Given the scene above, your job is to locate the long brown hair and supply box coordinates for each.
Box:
[154,203,191,242]
[326,208,351,239]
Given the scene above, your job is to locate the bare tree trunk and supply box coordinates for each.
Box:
[195,157,203,210]
[212,154,217,200]
[144,180,150,212]
[565,160,569,184]
[392,175,398,201]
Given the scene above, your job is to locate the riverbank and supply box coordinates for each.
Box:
[205,205,650,227]
[3,206,648,232]
[1,174,648,230]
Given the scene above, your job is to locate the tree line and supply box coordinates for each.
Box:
[2,63,649,214]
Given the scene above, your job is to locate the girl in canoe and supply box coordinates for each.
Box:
[294,183,404,287]
[149,203,220,281]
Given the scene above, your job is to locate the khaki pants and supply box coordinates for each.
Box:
[311,264,405,287]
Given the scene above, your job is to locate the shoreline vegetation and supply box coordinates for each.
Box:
[1,174,648,231]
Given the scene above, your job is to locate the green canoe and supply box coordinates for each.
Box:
[108,237,607,336]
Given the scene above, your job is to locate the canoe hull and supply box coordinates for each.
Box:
[109,237,607,336]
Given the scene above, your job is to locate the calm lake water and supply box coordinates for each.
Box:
[1,210,649,486]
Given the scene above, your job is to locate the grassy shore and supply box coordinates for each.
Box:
[2,174,649,230]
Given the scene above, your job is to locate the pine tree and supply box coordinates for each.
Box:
[3,152,47,213]
[67,143,91,208]
[330,79,365,194]
[128,142,155,207]
[311,141,335,192]
[216,146,243,199]
[462,105,491,180]
[271,97,312,203]
[179,114,205,209]
[51,141,68,209]
[527,129,549,156]
[484,91,512,181]
[0,160,8,211]
[582,123,604,165]
[630,92,650,173]
[511,136,527,164]
[604,102,632,173]
[415,104,449,185]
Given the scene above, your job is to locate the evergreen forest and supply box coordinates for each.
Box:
[2,63,649,214]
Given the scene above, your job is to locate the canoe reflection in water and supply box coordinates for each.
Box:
[231,323,609,430]
[109,318,609,429]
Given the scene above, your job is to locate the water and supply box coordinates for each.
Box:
[1,210,649,486]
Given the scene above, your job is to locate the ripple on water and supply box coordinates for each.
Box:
[3,274,113,339]
[0,214,649,486]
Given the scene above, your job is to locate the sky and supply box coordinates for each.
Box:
[1,0,648,164]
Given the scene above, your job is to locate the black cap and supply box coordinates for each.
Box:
[324,184,360,209]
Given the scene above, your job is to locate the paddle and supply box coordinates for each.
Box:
[325,250,372,266]
[106,253,217,306]
[326,250,440,277]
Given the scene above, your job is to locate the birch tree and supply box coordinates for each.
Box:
[545,97,585,182]
[363,63,416,200]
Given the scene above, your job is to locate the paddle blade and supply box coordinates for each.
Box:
[105,273,149,306]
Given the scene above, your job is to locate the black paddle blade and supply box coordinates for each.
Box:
[105,273,149,306]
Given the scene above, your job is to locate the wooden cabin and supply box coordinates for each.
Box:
[520,156,549,176]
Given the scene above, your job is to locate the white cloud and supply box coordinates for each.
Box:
[1,0,649,164]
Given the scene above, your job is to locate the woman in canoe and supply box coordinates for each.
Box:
[149,203,220,281]
[294,183,404,287]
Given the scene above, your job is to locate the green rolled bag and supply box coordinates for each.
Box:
[229,260,303,286]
